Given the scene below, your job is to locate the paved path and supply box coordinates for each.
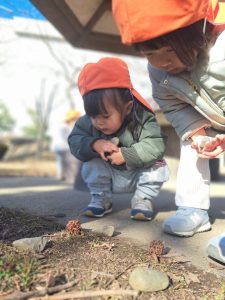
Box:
[1,163,225,276]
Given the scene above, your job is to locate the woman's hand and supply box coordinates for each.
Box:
[92,139,119,161]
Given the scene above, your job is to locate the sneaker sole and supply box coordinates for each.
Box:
[163,221,211,237]
[130,212,152,221]
[207,244,225,264]
[84,207,112,218]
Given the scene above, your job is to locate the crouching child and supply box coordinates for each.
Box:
[68,57,170,221]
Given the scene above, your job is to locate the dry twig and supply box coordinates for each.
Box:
[38,289,139,299]
[105,262,134,288]
[2,279,78,300]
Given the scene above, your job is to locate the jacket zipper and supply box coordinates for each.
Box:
[183,77,224,116]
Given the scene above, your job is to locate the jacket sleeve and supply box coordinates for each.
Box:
[148,64,211,141]
[120,113,166,169]
[68,116,100,161]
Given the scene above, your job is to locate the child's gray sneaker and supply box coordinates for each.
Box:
[207,234,225,264]
[163,206,211,237]
[130,195,154,221]
[84,193,112,217]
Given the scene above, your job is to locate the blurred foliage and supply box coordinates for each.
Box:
[0,101,16,133]
[22,108,48,139]
[22,108,40,138]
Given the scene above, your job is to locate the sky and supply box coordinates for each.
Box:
[0,0,45,20]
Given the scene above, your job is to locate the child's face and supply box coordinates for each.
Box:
[141,46,188,74]
[90,100,132,135]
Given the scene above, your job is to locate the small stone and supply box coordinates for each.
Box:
[13,236,48,252]
[110,137,119,146]
[102,225,115,237]
[129,267,169,292]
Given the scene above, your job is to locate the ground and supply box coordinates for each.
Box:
[0,159,225,299]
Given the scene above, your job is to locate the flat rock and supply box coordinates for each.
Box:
[102,225,115,237]
[129,267,169,292]
[13,236,48,252]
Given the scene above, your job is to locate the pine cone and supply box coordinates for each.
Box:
[66,220,81,236]
[149,240,164,261]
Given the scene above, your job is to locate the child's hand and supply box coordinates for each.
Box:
[108,148,125,165]
[191,135,225,159]
[199,135,225,159]
[92,139,119,161]
[191,136,214,153]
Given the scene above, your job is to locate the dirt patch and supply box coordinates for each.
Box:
[1,207,225,300]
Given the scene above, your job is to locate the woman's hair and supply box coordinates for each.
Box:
[134,19,214,67]
[83,88,146,138]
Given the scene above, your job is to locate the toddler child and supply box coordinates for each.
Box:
[68,57,169,220]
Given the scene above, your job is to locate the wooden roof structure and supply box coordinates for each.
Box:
[30,0,225,56]
[30,0,139,56]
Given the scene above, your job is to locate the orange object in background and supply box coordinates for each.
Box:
[64,110,81,123]
[112,0,225,45]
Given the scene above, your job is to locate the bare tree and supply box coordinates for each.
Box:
[23,79,58,157]
[41,39,82,109]
[2,1,84,156]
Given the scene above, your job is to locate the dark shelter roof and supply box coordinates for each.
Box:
[30,0,139,56]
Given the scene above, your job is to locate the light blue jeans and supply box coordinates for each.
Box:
[81,158,170,204]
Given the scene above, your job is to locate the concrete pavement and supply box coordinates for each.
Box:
[0,157,225,276]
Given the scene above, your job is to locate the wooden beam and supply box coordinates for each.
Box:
[31,0,82,40]
[75,0,110,46]
[30,0,139,56]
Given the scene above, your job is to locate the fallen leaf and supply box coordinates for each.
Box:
[184,272,200,284]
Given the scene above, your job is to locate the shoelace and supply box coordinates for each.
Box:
[90,193,111,208]
[134,199,152,211]
[90,194,104,207]
[176,207,195,216]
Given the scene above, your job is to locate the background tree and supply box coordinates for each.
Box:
[22,80,58,157]
[0,100,15,133]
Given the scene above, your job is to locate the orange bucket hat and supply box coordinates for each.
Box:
[78,57,153,112]
[112,0,225,45]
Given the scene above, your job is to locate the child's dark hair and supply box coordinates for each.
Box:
[134,19,214,67]
[83,88,147,138]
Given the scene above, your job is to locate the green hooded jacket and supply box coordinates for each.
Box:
[68,110,166,170]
